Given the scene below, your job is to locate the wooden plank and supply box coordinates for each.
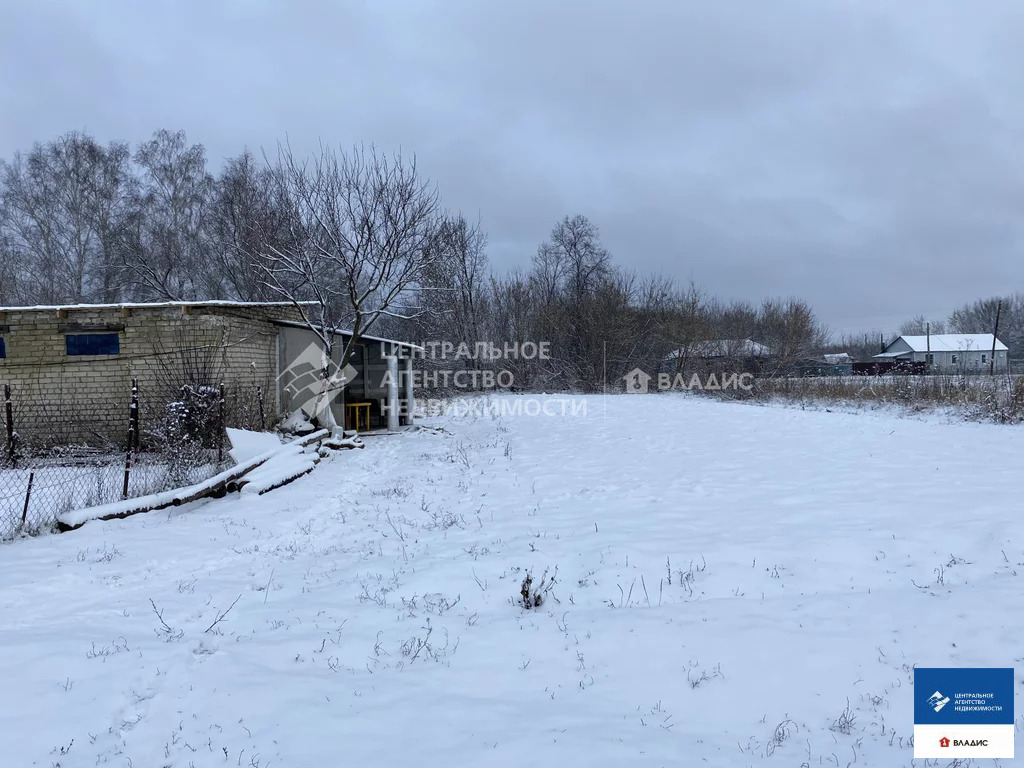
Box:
[56,430,329,532]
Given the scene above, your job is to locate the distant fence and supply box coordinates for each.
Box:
[851,361,927,376]
[1,380,270,541]
[717,371,1024,423]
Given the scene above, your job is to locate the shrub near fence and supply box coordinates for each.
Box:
[1,380,270,541]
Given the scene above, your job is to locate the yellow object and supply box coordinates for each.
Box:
[345,402,372,432]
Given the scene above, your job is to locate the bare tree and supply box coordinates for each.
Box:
[122,130,216,301]
[661,281,710,376]
[899,314,946,336]
[949,294,1023,358]
[829,330,888,361]
[489,269,540,389]
[255,143,440,426]
[756,298,829,372]
[210,150,298,301]
[415,213,490,379]
[528,215,622,390]
[0,196,22,304]
[532,214,611,302]
[0,132,134,304]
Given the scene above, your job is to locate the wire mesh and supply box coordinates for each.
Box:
[1,380,269,540]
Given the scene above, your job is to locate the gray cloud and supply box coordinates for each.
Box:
[2,0,1022,333]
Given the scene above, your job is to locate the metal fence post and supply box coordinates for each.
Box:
[21,471,34,526]
[122,379,139,498]
[217,383,226,464]
[4,383,16,469]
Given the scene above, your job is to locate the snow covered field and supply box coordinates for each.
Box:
[1,394,1022,767]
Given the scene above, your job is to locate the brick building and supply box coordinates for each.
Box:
[0,301,417,447]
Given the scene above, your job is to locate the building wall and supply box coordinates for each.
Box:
[910,349,1008,372]
[885,338,914,356]
[0,304,304,447]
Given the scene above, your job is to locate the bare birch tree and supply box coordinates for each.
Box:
[122,130,215,300]
[0,133,134,304]
[210,151,298,301]
[662,281,710,376]
[415,213,490,381]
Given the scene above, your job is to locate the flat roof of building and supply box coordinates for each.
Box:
[271,319,424,350]
[0,300,312,312]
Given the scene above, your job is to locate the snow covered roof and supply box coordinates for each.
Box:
[873,350,912,358]
[690,339,772,358]
[822,353,852,364]
[0,300,314,312]
[271,319,424,350]
[891,334,1007,353]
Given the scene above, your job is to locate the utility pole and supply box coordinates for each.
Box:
[926,322,931,373]
[989,301,1002,376]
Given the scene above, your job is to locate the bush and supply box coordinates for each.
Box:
[147,386,223,488]
[520,567,557,609]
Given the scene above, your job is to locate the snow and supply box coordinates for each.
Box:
[3,394,1023,767]
[279,408,316,435]
[238,443,320,496]
[226,428,282,464]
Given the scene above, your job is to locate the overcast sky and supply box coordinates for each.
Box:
[2,0,1022,334]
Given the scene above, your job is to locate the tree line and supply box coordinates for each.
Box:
[1,129,1018,395]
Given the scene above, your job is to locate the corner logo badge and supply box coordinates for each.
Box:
[280,342,359,417]
[913,668,1014,759]
[928,691,951,713]
[623,368,651,394]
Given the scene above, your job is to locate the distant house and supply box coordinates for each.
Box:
[665,339,771,363]
[697,339,772,359]
[663,339,772,376]
[822,353,852,365]
[873,334,1008,372]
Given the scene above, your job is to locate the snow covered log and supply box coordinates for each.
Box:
[56,430,330,532]
[231,432,366,496]
[236,446,321,496]
[322,434,365,450]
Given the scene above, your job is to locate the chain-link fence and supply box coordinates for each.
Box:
[1,380,271,541]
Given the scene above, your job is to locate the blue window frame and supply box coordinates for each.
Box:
[0,337,5,358]
[66,333,120,356]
